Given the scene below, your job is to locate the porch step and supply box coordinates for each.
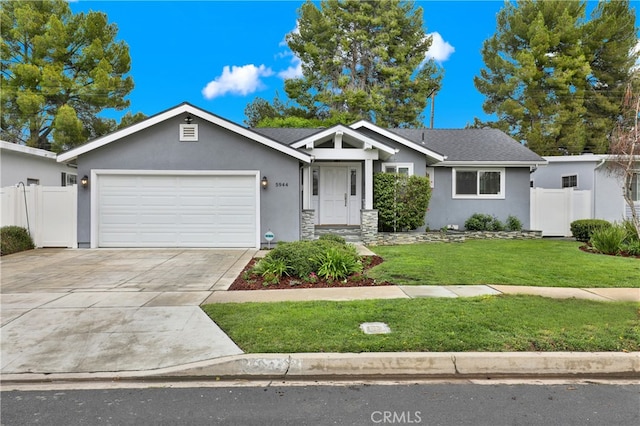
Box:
[314,226,363,243]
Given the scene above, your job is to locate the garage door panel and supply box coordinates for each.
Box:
[98,174,257,248]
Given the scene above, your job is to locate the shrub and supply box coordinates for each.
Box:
[621,219,640,242]
[266,239,343,278]
[505,215,523,232]
[570,219,611,242]
[0,226,34,256]
[314,246,362,280]
[464,213,505,231]
[374,173,431,232]
[622,240,640,256]
[318,233,346,245]
[590,225,628,255]
[251,257,290,278]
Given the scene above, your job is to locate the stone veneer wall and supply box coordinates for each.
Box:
[301,210,315,241]
[369,230,542,246]
[360,209,379,244]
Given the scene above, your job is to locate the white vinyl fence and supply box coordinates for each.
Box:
[1,185,77,248]
[530,188,591,237]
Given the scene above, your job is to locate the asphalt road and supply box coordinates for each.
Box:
[1,383,638,425]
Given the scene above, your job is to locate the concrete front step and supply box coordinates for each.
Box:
[315,226,363,243]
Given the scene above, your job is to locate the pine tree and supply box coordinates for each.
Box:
[474,0,637,155]
[1,0,135,151]
[245,0,442,128]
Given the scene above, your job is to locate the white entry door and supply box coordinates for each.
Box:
[320,167,348,224]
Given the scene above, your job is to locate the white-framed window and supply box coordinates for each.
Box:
[425,167,435,188]
[26,178,39,186]
[382,162,413,176]
[562,174,577,188]
[630,173,639,202]
[452,168,505,199]
[61,172,77,186]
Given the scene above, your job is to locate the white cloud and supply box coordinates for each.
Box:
[278,56,303,79]
[202,64,274,99]
[424,32,455,64]
[279,21,300,47]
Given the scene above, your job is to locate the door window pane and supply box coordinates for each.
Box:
[312,169,319,196]
[350,169,357,196]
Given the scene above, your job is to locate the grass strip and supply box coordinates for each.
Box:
[367,240,640,287]
[202,295,640,353]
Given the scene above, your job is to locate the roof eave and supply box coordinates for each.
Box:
[436,160,548,167]
[57,103,312,164]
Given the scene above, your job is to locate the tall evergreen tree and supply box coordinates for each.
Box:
[474,0,637,155]
[245,0,442,128]
[1,0,135,152]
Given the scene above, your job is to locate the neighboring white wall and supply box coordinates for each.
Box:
[532,155,628,223]
[1,141,77,187]
[594,167,627,222]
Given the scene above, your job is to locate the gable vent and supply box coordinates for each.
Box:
[180,124,198,141]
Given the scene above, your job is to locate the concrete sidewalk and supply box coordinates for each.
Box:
[203,284,639,304]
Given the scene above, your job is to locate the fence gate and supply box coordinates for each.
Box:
[530,188,591,237]
[1,185,77,248]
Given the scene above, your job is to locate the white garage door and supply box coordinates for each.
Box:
[97,173,257,248]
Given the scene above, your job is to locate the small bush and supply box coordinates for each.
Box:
[266,239,344,278]
[464,213,505,231]
[318,233,346,245]
[252,257,290,278]
[590,225,628,255]
[622,240,640,256]
[506,215,523,232]
[314,246,362,280]
[570,219,611,242]
[621,219,640,242]
[0,226,34,256]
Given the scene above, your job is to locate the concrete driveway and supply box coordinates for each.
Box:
[1,248,253,375]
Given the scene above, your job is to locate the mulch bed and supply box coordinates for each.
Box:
[579,244,640,259]
[228,255,392,290]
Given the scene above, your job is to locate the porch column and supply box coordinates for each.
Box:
[364,158,373,209]
[302,165,312,209]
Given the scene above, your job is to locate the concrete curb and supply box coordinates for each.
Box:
[2,352,638,383]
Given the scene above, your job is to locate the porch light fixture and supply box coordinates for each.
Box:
[261,176,268,189]
[184,115,193,124]
[81,175,89,188]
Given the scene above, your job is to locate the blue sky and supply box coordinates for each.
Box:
[68,1,636,129]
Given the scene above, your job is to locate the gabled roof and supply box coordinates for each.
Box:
[349,120,446,161]
[389,128,546,166]
[253,125,397,156]
[292,125,397,155]
[1,140,57,159]
[57,103,312,163]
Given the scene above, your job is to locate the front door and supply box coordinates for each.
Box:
[320,167,348,224]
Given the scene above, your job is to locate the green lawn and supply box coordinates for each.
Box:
[202,296,640,353]
[367,239,640,287]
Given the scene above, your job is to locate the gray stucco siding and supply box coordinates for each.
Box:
[75,116,301,247]
[1,149,76,187]
[532,161,599,191]
[426,167,532,230]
